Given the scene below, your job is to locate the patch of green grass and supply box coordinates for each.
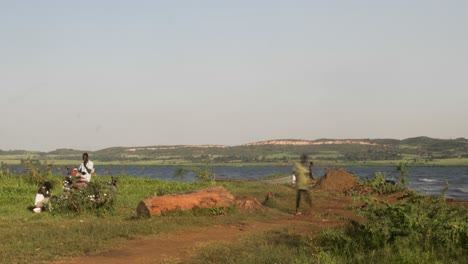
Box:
[263,153,294,159]
[187,228,314,264]
[261,173,289,180]
[430,158,468,166]
[0,171,294,263]
[312,151,344,159]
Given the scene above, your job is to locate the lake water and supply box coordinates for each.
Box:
[6,165,468,201]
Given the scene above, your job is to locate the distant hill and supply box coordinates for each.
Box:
[1,137,467,164]
[241,139,380,146]
[47,148,86,155]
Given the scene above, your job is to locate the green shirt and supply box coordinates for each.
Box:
[293,162,310,190]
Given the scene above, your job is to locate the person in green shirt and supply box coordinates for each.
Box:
[294,155,312,215]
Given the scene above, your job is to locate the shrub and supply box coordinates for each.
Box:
[174,165,216,184]
[0,162,13,178]
[316,194,468,263]
[50,180,117,216]
[362,171,407,195]
[396,162,409,185]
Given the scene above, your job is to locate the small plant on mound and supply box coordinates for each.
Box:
[262,197,278,208]
[261,192,278,208]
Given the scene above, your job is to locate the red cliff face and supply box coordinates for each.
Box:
[241,140,381,147]
[125,139,381,152]
[126,145,226,151]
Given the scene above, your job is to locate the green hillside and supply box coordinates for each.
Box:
[1,137,467,166]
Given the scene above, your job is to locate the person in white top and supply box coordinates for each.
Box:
[33,181,52,213]
[78,153,95,182]
[291,173,296,188]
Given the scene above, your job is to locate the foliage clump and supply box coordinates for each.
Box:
[174,164,216,184]
[396,161,409,185]
[359,171,407,195]
[13,159,55,185]
[351,163,410,196]
[50,181,117,216]
[318,165,467,263]
[0,162,13,178]
[316,194,468,263]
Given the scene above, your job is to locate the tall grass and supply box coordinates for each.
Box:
[0,162,293,263]
[0,172,210,262]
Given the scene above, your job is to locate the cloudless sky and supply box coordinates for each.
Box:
[1,0,467,151]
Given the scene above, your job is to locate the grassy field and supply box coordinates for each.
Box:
[0,171,293,263]
[326,158,468,167]
[1,167,467,263]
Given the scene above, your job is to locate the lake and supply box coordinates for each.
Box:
[7,165,468,201]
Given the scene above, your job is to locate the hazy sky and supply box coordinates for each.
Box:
[1,1,467,151]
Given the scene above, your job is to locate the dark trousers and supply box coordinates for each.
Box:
[296,189,312,209]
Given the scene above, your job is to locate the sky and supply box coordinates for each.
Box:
[1,0,467,151]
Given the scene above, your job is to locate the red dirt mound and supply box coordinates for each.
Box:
[235,196,267,211]
[313,169,359,192]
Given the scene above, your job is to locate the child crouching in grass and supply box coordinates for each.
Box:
[33,181,52,213]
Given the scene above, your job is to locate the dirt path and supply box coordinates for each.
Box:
[52,192,356,264]
[51,171,365,264]
[53,219,308,264]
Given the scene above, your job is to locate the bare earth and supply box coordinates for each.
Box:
[52,172,365,264]
[52,191,357,264]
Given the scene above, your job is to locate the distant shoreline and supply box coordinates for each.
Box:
[2,159,468,167]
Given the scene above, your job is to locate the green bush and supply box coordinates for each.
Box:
[174,165,216,184]
[50,181,117,216]
[362,171,407,195]
[0,162,13,178]
[316,194,468,263]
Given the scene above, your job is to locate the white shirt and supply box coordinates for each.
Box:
[291,174,296,185]
[78,160,94,182]
[34,186,50,206]
[35,193,45,207]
